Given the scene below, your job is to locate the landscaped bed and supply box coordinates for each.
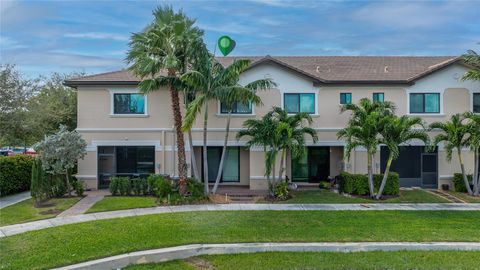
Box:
[1,210,479,269]
[0,197,82,226]
[124,251,480,270]
[280,189,450,204]
[446,191,480,203]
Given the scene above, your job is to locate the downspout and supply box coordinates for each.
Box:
[162,130,166,174]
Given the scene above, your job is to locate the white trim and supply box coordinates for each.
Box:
[439,175,454,180]
[191,140,247,147]
[75,175,96,180]
[109,88,148,117]
[109,114,149,118]
[76,127,346,132]
[281,91,319,115]
[91,140,161,151]
[250,176,268,180]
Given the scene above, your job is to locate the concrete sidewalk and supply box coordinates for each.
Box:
[0,191,31,209]
[52,242,480,270]
[1,203,479,238]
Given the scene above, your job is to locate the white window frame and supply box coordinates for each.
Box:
[406,90,445,116]
[109,89,149,117]
[281,91,318,115]
[217,100,255,117]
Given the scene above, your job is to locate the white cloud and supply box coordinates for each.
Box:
[0,36,26,50]
[64,32,129,41]
[197,22,254,35]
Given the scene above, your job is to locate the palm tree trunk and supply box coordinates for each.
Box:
[202,103,209,195]
[188,129,199,180]
[264,147,271,186]
[473,148,479,196]
[458,149,474,195]
[168,69,187,195]
[375,155,392,200]
[278,148,286,183]
[212,111,231,194]
[367,152,375,198]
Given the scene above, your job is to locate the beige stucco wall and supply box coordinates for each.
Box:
[74,63,479,190]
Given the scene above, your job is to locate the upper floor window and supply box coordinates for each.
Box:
[113,93,145,114]
[474,93,480,113]
[340,93,352,105]
[373,93,384,103]
[409,93,440,114]
[284,93,315,114]
[220,102,252,114]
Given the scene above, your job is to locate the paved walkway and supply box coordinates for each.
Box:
[57,190,107,217]
[52,242,480,270]
[1,203,479,238]
[0,191,31,209]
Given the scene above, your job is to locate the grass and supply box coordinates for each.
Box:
[0,197,82,226]
[86,196,158,213]
[125,251,480,270]
[283,189,450,204]
[1,210,479,269]
[446,190,480,203]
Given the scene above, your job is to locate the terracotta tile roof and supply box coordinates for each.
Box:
[65,56,460,86]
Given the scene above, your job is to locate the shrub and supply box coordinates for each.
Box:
[453,173,473,193]
[31,158,50,202]
[186,178,205,199]
[338,172,399,196]
[0,155,34,196]
[71,176,84,197]
[270,180,290,200]
[50,174,67,197]
[131,178,148,196]
[318,181,331,190]
[147,174,172,199]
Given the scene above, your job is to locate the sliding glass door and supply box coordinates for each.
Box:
[204,147,240,183]
[292,147,330,182]
[98,146,155,189]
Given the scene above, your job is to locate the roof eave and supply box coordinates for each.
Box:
[64,81,139,87]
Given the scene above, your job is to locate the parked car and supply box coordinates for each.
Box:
[0,150,13,156]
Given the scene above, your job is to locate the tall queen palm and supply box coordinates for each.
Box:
[127,6,204,194]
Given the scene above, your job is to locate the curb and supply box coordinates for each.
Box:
[1,203,480,238]
[51,242,480,270]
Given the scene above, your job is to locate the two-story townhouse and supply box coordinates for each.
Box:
[65,56,480,191]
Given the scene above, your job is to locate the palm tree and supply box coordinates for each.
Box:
[431,114,474,195]
[267,107,318,183]
[337,98,396,198]
[210,79,275,194]
[464,112,480,196]
[126,6,204,194]
[237,113,279,187]
[462,50,480,81]
[181,57,275,194]
[377,115,429,199]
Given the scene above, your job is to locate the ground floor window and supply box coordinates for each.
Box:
[98,146,155,188]
[292,147,330,182]
[203,146,240,183]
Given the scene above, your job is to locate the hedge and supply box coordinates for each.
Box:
[338,172,400,196]
[0,155,34,196]
[452,173,473,193]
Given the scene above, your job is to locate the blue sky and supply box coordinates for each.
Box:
[1,0,479,78]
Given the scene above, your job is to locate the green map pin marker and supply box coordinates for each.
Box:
[218,36,236,56]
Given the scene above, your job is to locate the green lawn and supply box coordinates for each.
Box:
[125,251,480,270]
[446,191,480,203]
[86,196,158,213]
[283,189,450,204]
[0,197,82,226]
[1,211,479,269]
